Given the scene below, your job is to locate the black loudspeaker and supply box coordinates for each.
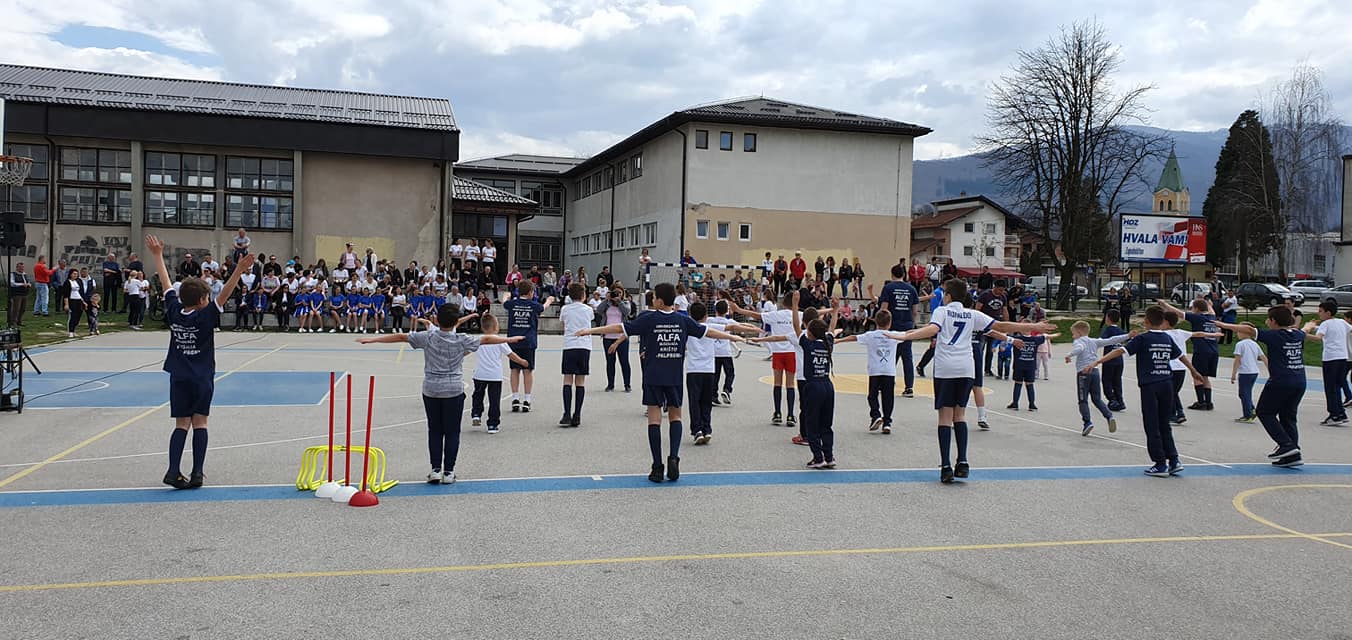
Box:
[0,211,24,248]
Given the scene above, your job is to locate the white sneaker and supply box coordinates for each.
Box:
[472,415,482,427]
[67,332,75,338]
[329,328,336,333]
[719,391,732,405]
[427,468,442,484]
[441,471,456,484]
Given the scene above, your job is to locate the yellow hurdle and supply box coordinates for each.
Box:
[296,445,398,493]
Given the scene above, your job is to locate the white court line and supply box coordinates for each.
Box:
[986,408,1231,468]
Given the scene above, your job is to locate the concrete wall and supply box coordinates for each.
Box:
[16,222,291,275]
[300,153,443,266]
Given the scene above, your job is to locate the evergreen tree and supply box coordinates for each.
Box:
[1203,110,1280,281]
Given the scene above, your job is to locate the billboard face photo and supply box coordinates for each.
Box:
[1120,214,1206,264]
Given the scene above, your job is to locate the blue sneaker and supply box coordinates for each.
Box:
[1081,423,1094,436]
[1168,459,1184,475]
[1144,463,1170,478]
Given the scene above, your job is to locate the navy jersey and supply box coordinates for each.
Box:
[1099,324,1126,355]
[163,289,221,381]
[623,310,708,387]
[1184,312,1220,356]
[1013,335,1045,367]
[880,280,920,330]
[799,334,835,382]
[1256,328,1306,386]
[504,297,544,348]
[1124,330,1181,386]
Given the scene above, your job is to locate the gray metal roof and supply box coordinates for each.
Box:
[456,154,586,175]
[0,64,457,132]
[453,176,537,206]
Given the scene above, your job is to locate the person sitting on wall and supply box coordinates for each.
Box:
[177,252,202,280]
[232,228,251,261]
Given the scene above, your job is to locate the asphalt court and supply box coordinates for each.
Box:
[1,331,1350,638]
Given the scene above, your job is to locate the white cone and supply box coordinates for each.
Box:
[315,481,341,499]
[332,485,358,503]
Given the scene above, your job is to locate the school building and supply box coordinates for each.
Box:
[0,63,546,276]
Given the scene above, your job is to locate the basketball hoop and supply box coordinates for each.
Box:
[0,155,32,186]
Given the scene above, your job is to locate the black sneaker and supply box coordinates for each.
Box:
[1171,415,1187,425]
[1187,402,1206,410]
[604,386,614,392]
[901,388,915,398]
[624,386,632,393]
[916,368,926,378]
[786,414,796,428]
[666,455,680,481]
[188,471,205,488]
[1144,463,1170,477]
[559,414,571,426]
[521,401,532,413]
[648,463,664,483]
[1006,403,1018,410]
[954,461,970,478]
[1273,453,1304,468]
[1028,404,1039,412]
[978,420,990,430]
[570,415,581,428]
[771,412,783,425]
[1167,459,1184,476]
[511,399,521,413]
[162,471,190,490]
[940,465,955,484]
[1268,445,1300,459]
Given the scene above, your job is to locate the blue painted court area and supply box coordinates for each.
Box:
[1,463,1349,509]
[20,371,334,409]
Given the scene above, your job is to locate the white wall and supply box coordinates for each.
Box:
[944,206,1005,268]
[685,124,914,216]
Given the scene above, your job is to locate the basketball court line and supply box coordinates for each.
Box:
[1,463,1348,509]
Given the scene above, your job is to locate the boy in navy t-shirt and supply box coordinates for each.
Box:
[1218,306,1307,467]
[1099,309,1128,411]
[502,281,555,413]
[147,235,255,489]
[1005,331,1058,411]
[1084,305,1204,477]
[578,282,743,483]
[1160,299,1220,410]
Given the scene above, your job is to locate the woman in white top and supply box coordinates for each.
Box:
[482,239,497,266]
[465,240,481,272]
[449,239,464,272]
[124,270,146,330]
[638,248,652,288]
[340,244,359,270]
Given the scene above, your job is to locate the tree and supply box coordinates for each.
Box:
[1203,110,1281,281]
[1264,63,1345,281]
[978,21,1170,309]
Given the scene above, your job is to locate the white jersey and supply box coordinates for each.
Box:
[1166,329,1191,371]
[855,331,899,377]
[686,323,718,374]
[1233,339,1262,375]
[473,342,513,381]
[1315,318,1351,362]
[760,309,799,354]
[560,302,595,351]
[706,316,735,358]
[674,294,690,312]
[759,300,776,315]
[449,244,464,259]
[929,302,995,379]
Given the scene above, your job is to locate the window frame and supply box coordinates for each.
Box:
[716,221,730,241]
[695,129,709,149]
[4,143,50,221]
[696,219,710,239]
[963,222,975,233]
[631,153,643,178]
[743,133,757,152]
[719,131,733,151]
[59,186,132,223]
[145,190,217,228]
[738,222,752,242]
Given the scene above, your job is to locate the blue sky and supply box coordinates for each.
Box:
[4,0,1350,161]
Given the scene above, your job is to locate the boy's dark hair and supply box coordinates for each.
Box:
[689,301,708,321]
[178,278,211,307]
[715,299,729,315]
[891,264,905,279]
[1343,309,1352,321]
[1319,300,1338,316]
[1268,305,1296,327]
[874,309,891,328]
[1163,310,1181,327]
[807,318,829,340]
[1105,308,1120,323]
[802,307,820,324]
[568,282,585,301]
[1190,299,1210,313]
[436,303,461,328]
[517,280,534,297]
[782,290,795,307]
[653,282,676,306]
[645,290,655,306]
[1142,305,1165,327]
[944,278,967,303]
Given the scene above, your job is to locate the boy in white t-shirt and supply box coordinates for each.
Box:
[558,283,595,427]
[1230,327,1266,423]
[685,301,720,444]
[1303,300,1351,425]
[835,308,908,433]
[707,298,762,406]
[471,314,528,433]
[730,290,800,427]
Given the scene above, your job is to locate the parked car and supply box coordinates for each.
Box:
[1288,279,1331,298]
[1169,283,1213,304]
[1318,284,1352,307]
[1235,282,1304,308]
[1099,280,1161,302]
[1027,276,1088,297]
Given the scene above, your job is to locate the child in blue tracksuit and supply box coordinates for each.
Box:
[996,337,1013,380]
[1099,309,1128,411]
[1218,307,1307,467]
[1006,331,1058,410]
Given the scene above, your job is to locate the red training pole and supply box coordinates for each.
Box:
[327,372,335,482]
[359,376,375,492]
[345,374,353,486]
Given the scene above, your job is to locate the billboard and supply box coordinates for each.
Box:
[1119,214,1207,264]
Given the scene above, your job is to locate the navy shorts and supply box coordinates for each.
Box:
[169,377,214,418]
[510,345,536,370]
[562,348,591,376]
[1012,365,1037,383]
[642,384,683,409]
[971,352,985,386]
[1192,351,1219,377]
[933,377,975,409]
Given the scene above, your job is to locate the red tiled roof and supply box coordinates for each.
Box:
[910,206,980,230]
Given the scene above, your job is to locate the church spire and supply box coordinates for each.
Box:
[1156,148,1185,193]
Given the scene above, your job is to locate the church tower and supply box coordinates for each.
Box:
[1153,149,1190,213]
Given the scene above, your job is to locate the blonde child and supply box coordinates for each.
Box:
[1230,324,1265,423]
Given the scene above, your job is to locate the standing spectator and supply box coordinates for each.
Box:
[1220,289,1239,344]
[231,228,251,261]
[339,243,359,271]
[1118,286,1133,325]
[481,239,497,280]
[464,239,480,274]
[32,256,51,317]
[909,258,926,289]
[177,252,201,280]
[853,257,866,297]
[789,252,807,289]
[838,259,854,299]
[67,267,90,338]
[977,266,994,292]
[404,261,420,287]
[824,257,837,298]
[364,247,379,273]
[8,261,32,327]
[125,252,144,312]
[102,252,122,312]
[577,266,589,291]
[773,254,788,296]
[813,256,825,283]
[761,252,774,285]
[638,248,653,287]
[926,258,941,291]
[681,249,697,268]
[941,258,957,282]
[50,259,69,314]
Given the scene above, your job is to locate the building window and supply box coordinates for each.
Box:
[717,221,730,240]
[629,225,640,247]
[1315,254,1327,272]
[696,219,709,239]
[227,156,293,191]
[984,223,997,235]
[7,144,50,181]
[61,147,131,184]
[631,153,643,178]
[146,191,215,227]
[3,143,49,221]
[963,222,975,233]
[226,195,293,229]
[695,130,709,149]
[615,228,627,249]
[60,187,131,223]
[573,180,582,200]
[521,181,564,216]
[719,131,733,151]
[453,213,508,239]
[604,166,614,189]
[738,223,752,242]
[519,236,561,266]
[471,177,517,193]
[643,222,657,246]
[985,246,996,257]
[964,245,974,257]
[744,133,757,152]
[616,161,628,183]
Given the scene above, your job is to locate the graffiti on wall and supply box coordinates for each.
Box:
[53,235,206,271]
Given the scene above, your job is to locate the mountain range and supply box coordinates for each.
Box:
[912,125,1345,228]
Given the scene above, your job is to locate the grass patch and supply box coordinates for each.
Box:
[0,288,142,348]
